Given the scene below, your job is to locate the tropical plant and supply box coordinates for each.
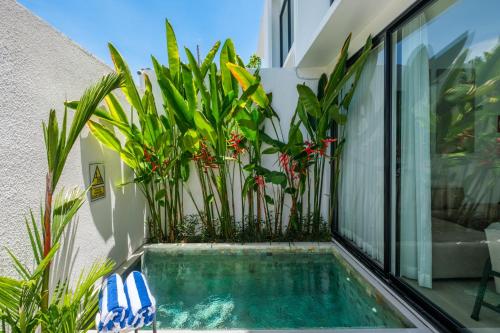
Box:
[155,22,273,241]
[0,191,114,332]
[227,65,286,240]
[0,72,121,332]
[258,34,373,236]
[246,54,262,69]
[85,38,186,243]
[298,34,372,234]
[84,22,370,242]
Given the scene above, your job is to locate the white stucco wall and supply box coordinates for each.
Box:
[0,0,146,282]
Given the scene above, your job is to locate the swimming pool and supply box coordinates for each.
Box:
[139,244,413,330]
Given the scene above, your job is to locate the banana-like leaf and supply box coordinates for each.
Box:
[142,73,159,116]
[180,156,190,182]
[317,73,328,101]
[297,84,321,118]
[235,108,257,141]
[120,150,138,170]
[327,104,347,125]
[322,35,372,109]
[108,43,143,115]
[163,77,193,132]
[92,105,134,139]
[88,120,121,153]
[209,63,220,124]
[185,48,211,110]
[227,63,268,108]
[324,34,351,100]
[105,93,128,124]
[296,102,314,138]
[201,41,221,78]
[264,171,287,187]
[220,39,239,96]
[288,121,303,149]
[182,129,200,153]
[194,111,216,147]
[166,19,180,82]
[181,63,197,120]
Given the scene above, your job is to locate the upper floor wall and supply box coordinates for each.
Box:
[257,0,420,74]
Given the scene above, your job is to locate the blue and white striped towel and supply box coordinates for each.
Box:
[124,271,156,329]
[96,273,129,333]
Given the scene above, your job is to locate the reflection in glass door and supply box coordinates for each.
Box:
[391,0,500,330]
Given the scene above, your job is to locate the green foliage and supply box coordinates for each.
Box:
[246,54,262,69]
[1,72,121,332]
[40,260,114,332]
[45,73,122,190]
[85,22,371,242]
[0,189,114,333]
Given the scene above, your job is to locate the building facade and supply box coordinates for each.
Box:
[258,0,500,331]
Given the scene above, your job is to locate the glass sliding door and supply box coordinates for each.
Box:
[392,0,500,330]
[339,42,385,265]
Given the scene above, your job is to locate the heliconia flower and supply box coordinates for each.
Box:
[193,141,218,172]
[304,141,317,158]
[279,153,301,180]
[279,154,290,171]
[255,175,265,188]
[319,137,337,156]
[143,147,151,162]
[151,162,158,173]
[228,132,245,158]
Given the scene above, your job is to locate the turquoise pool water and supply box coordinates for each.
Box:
[142,249,411,329]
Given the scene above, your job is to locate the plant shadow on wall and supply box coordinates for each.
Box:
[79,126,146,265]
[86,20,372,243]
[0,73,123,332]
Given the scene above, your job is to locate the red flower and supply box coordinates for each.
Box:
[255,175,265,188]
[144,147,151,162]
[319,137,337,156]
[193,141,218,172]
[279,153,300,180]
[151,162,158,173]
[228,132,245,158]
[303,141,317,159]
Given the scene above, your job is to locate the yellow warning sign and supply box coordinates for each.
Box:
[92,166,104,186]
[89,163,105,201]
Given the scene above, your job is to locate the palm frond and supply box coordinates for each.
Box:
[51,72,123,190]
[51,187,86,246]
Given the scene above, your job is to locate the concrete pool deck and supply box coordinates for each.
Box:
[102,241,438,333]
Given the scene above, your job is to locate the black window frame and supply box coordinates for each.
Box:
[329,0,476,332]
[279,0,293,66]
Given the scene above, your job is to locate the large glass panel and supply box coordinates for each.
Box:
[339,42,385,265]
[392,0,500,330]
